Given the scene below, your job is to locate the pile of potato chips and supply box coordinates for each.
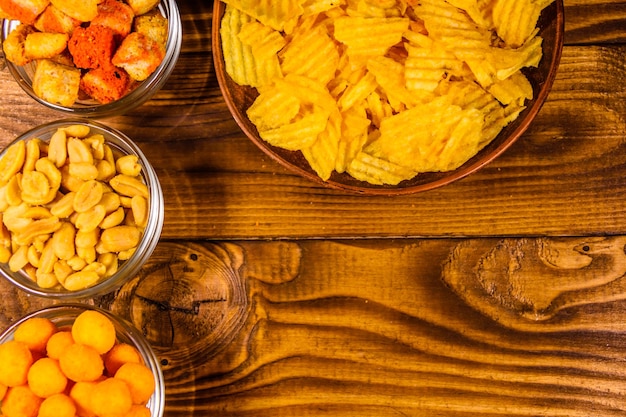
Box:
[219,0,554,185]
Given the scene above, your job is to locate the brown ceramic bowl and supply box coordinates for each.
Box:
[212,1,564,195]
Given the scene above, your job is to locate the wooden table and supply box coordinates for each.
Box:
[2,0,626,415]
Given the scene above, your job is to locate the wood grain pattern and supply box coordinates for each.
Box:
[1,0,626,416]
[4,238,626,416]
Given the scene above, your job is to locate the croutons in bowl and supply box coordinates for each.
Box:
[0,0,181,118]
[0,118,164,299]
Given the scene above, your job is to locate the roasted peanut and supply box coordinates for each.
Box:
[0,140,25,185]
[36,270,59,289]
[67,137,94,164]
[60,164,85,192]
[38,239,58,274]
[35,157,62,190]
[8,244,29,272]
[110,175,149,199]
[53,259,73,285]
[131,195,148,228]
[62,270,99,291]
[73,180,104,213]
[76,228,99,249]
[99,192,121,214]
[96,160,116,181]
[63,124,91,139]
[13,216,61,246]
[52,222,76,260]
[0,125,151,291]
[75,204,106,232]
[5,175,23,206]
[0,246,11,263]
[84,134,106,160]
[24,138,41,172]
[100,225,141,253]
[100,207,125,229]
[47,128,67,167]
[116,155,141,177]
[69,162,99,181]
[50,192,76,219]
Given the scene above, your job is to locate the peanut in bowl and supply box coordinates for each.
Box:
[0,0,182,118]
[0,119,164,299]
[0,303,165,417]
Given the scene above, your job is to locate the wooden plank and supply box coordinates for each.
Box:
[3,237,626,416]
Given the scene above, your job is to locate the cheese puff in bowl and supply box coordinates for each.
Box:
[0,0,181,117]
[0,304,164,417]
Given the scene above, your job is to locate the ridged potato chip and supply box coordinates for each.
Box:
[220,0,555,185]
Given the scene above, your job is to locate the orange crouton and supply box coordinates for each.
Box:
[0,0,49,25]
[81,66,131,103]
[33,59,81,106]
[92,0,135,39]
[133,9,168,47]
[68,25,117,69]
[34,4,80,34]
[112,32,164,81]
[125,0,159,16]
[2,23,36,66]
[25,32,68,59]
[50,0,97,22]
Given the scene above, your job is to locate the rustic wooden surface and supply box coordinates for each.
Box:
[2,0,626,416]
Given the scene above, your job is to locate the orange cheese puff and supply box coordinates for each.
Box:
[0,382,7,401]
[114,362,155,404]
[81,66,131,104]
[68,25,117,70]
[38,393,77,417]
[27,357,68,398]
[14,317,57,353]
[0,340,34,387]
[104,343,142,376]
[90,377,133,416]
[0,0,49,25]
[59,343,104,382]
[71,310,116,355]
[46,330,74,360]
[92,0,134,39]
[0,385,43,417]
[69,381,98,417]
[127,404,152,417]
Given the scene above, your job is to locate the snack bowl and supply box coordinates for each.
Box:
[0,118,164,299]
[0,303,165,417]
[0,0,182,118]
[212,0,565,195]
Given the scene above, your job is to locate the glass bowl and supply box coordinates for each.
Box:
[0,303,165,417]
[0,118,164,299]
[1,0,182,118]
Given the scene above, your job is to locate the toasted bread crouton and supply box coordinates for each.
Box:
[50,0,97,22]
[25,32,68,59]
[34,4,80,34]
[33,59,81,106]
[91,0,135,39]
[133,9,167,47]
[125,0,159,16]
[112,31,164,81]
[0,0,49,24]
[68,24,116,69]
[2,23,36,65]
[81,66,131,103]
